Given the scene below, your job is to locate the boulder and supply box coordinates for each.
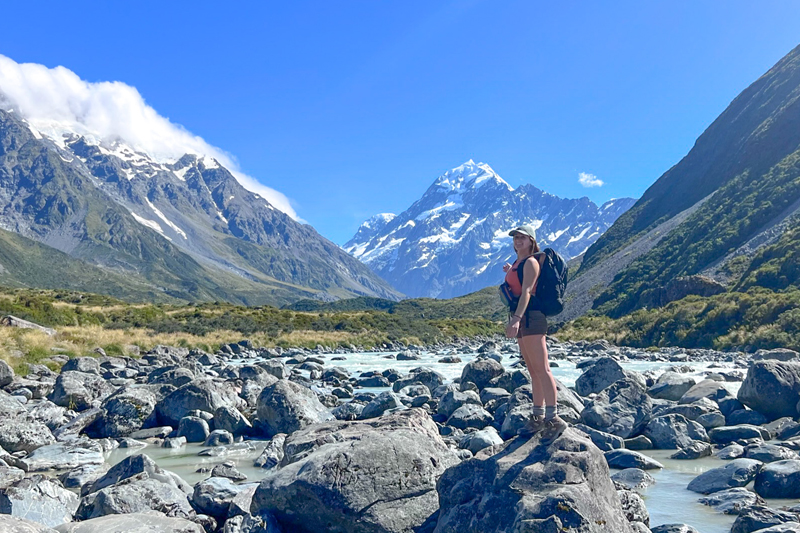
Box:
[651,526,700,533]
[604,449,664,470]
[392,368,445,394]
[255,380,333,436]
[460,358,505,391]
[618,489,650,527]
[204,429,234,447]
[0,476,79,527]
[254,434,286,470]
[716,444,746,460]
[745,444,799,463]
[648,372,697,401]
[709,425,768,445]
[437,390,482,419]
[359,391,404,419]
[670,441,712,460]
[753,459,800,498]
[52,408,102,442]
[82,454,189,497]
[155,379,240,427]
[738,360,800,421]
[86,385,158,438]
[59,464,109,490]
[574,424,625,451]
[331,402,364,421]
[0,360,14,387]
[678,379,731,405]
[53,512,204,532]
[16,443,104,472]
[643,414,709,449]
[686,458,763,494]
[697,487,764,515]
[580,380,652,438]
[0,515,59,533]
[434,427,637,533]
[76,476,193,520]
[612,468,657,490]
[458,427,504,455]
[210,463,246,481]
[61,357,101,375]
[177,416,210,443]
[147,366,195,388]
[192,476,243,519]
[727,408,769,426]
[252,409,459,533]
[730,506,800,533]
[214,406,253,436]
[575,357,627,396]
[49,371,115,411]
[27,401,68,431]
[0,417,55,453]
[446,404,494,430]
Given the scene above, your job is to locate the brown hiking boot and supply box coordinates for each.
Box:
[516,415,544,437]
[540,415,568,440]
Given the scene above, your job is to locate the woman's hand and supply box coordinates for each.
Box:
[505,315,521,338]
[502,262,512,273]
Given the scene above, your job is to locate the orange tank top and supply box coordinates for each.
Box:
[505,256,539,298]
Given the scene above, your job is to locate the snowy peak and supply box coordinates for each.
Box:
[432,160,513,193]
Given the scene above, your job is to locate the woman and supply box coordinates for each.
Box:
[503,224,567,437]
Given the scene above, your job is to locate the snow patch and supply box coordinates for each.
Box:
[130,212,171,241]
[145,198,187,239]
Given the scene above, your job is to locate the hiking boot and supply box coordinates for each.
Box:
[516,415,544,437]
[541,415,568,440]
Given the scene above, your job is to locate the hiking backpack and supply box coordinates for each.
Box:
[499,248,569,316]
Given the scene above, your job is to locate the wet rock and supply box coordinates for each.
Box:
[204,430,234,447]
[54,512,204,532]
[650,525,700,533]
[211,463,247,481]
[730,505,800,533]
[16,443,103,472]
[745,443,799,463]
[255,380,333,436]
[709,425,768,445]
[359,391,404,419]
[604,449,664,470]
[738,360,800,421]
[580,379,652,438]
[0,476,79,527]
[435,427,637,533]
[49,371,115,411]
[59,463,109,490]
[698,487,764,515]
[612,468,657,490]
[686,458,763,494]
[76,476,193,520]
[460,358,505,391]
[715,444,746,460]
[162,437,186,449]
[670,441,712,460]
[624,435,654,450]
[252,409,459,533]
[753,459,800,498]
[644,414,709,449]
[331,402,363,421]
[82,453,189,497]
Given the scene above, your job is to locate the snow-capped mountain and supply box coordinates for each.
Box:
[344,160,636,298]
[0,108,401,304]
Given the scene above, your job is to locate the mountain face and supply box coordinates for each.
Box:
[0,108,401,305]
[571,43,800,319]
[345,160,635,299]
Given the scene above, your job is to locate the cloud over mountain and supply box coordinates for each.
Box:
[0,54,296,218]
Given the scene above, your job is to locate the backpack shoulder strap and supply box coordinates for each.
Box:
[516,255,536,285]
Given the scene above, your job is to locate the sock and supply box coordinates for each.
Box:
[532,405,545,418]
[544,406,557,420]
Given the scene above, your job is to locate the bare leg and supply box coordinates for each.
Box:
[518,334,557,406]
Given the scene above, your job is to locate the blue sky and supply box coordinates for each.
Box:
[1,2,799,243]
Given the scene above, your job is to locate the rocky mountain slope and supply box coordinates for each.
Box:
[568,43,800,322]
[0,109,401,305]
[345,160,635,298]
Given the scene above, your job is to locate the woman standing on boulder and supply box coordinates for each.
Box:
[503,224,567,437]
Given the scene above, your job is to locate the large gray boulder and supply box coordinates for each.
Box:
[191,476,243,520]
[730,506,800,533]
[446,404,494,430]
[252,409,459,533]
[753,459,800,498]
[0,360,14,387]
[82,454,189,497]
[0,515,59,533]
[256,380,333,436]
[0,417,55,453]
[54,512,204,532]
[643,414,709,449]
[698,487,764,515]
[648,372,697,401]
[575,357,627,396]
[459,427,504,455]
[61,357,101,375]
[49,371,115,411]
[686,458,763,494]
[580,380,652,438]
[86,385,159,438]
[604,449,664,470]
[359,391,404,419]
[16,443,104,472]
[155,379,240,427]
[434,427,636,533]
[678,379,731,405]
[460,358,505,391]
[738,360,800,420]
[436,390,481,419]
[392,368,445,394]
[0,476,79,527]
[76,476,194,520]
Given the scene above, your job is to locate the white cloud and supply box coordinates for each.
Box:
[0,54,298,219]
[578,172,604,188]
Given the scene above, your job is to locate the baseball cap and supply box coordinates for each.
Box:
[508,224,537,240]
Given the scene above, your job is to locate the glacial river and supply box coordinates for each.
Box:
[104,349,784,533]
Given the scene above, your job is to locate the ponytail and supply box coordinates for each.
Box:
[531,238,540,255]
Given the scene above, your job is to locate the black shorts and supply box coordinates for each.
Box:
[516,310,547,337]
